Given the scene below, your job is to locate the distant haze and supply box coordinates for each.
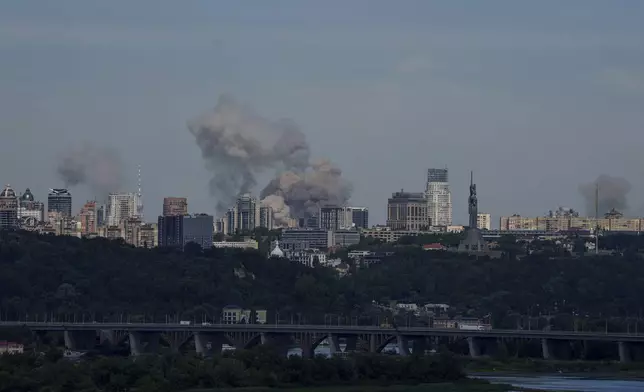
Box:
[56,143,124,202]
[1,2,643,224]
[578,174,632,216]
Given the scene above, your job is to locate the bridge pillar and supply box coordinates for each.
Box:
[412,338,427,355]
[344,335,357,352]
[397,335,410,356]
[541,338,555,360]
[195,332,225,357]
[328,334,341,354]
[618,341,631,363]
[129,332,160,356]
[63,330,97,350]
[467,337,481,358]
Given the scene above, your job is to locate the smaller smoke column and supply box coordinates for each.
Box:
[578,174,632,216]
[56,143,124,200]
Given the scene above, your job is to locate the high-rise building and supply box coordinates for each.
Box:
[183,214,214,249]
[106,192,139,226]
[234,194,258,232]
[139,223,158,248]
[224,194,278,234]
[123,217,143,246]
[425,168,452,227]
[259,205,274,230]
[96,205,105,227]
[79,201,97,235]
[319,205,344,231]
[48,189,72,218]
[0,185,19,229]
[342,207,369,229]
[18,188,44,222]
[158,215,183,248]
[163,197,188,216]
[387,190,428,231]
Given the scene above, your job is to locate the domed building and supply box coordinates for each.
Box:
[269,240,285,258]
[0,184,19,229]
[20,188,34,202]
[18,188,45,223]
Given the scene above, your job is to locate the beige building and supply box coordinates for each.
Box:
[500,214,644,232]
[477,213,491,230]
[163,197,188,216]
[386,190,429,231]
[222,306,267,324]
[79,201,97,235]
[139,223,158,248]
[213,240,259,249]
[361,226,440,242]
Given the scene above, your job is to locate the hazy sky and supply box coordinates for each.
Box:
[2,1,644,226]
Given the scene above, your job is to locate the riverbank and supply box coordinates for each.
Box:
[185,380,540,391]
[465,357,644,379]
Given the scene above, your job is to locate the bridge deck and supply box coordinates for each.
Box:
[2,322,644,342]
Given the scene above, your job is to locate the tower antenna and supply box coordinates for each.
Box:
[137,164,144,220]
[595,182,599,255]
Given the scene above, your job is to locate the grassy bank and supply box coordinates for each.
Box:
[185,380,528,392]
[465,357,644,379]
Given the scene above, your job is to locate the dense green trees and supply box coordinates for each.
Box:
[2,230,644,331]
[0,231,343,323]
[0,346,465,391]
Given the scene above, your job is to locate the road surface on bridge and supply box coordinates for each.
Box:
[1,321,644,342]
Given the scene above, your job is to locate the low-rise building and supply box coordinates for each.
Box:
[396,303,419,313]
[333,229,360,247]
[281,228,333,251]
[213,240,259,249]
[348,250,372,259]
[422,243,447,251]
[361,251,395,266]
[361,227,438,243]
[287,248,327,267]
[0,341,24,355]
[222,305,267,324]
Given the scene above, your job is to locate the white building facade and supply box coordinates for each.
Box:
[107,192,139,227]
[425,168,452,227]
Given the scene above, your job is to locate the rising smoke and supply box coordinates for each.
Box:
[578,174,632,216]
[188,94,352,225]
[56,143,124,200]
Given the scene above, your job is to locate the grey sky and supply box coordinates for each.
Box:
[1,0,643,226]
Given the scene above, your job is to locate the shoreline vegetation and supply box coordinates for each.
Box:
[183,382,539,392]
[465,357,644,379]
[0,345,547,392]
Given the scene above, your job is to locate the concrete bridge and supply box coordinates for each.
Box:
[2,321,644,362]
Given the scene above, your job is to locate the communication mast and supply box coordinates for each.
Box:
[595,182,599,255]
[137,164,144,220]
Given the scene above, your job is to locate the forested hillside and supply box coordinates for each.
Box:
[1,230,644,330]
[0,231,344,322]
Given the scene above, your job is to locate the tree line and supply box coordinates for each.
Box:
[2,230,644,332]
[0,345,464,392]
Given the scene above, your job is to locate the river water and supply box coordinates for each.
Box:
[477,374,644,391]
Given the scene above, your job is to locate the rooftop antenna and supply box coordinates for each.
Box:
[595,182,599,255]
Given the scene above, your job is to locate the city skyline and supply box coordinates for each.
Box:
[1,1,643,224]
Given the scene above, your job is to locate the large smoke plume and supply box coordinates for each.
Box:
[188,94,352,225]
[56,143,124,200]
[578,174,632,216]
